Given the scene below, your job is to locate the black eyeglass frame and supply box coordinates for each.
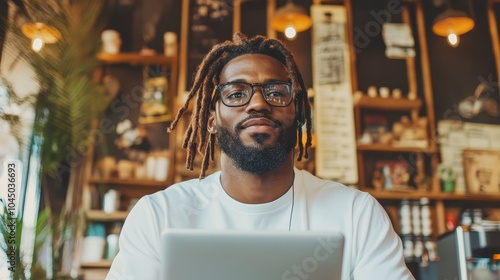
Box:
[213,81,294,108]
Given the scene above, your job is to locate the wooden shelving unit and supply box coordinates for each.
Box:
[344,0,448,239]
[353,95,423,111]
[356,144,437,153]
[343,0,500,243]
[79,51,180,277]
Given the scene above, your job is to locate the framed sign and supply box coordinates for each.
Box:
[178,0,241,95]
[463,149,500,194]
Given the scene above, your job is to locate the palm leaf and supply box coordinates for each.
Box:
[3,0,107,278]
[0,201,28,279]
[7,0,106,176]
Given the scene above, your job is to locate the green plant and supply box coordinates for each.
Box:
[0,202,84,280]
[8,0,107,177]
[1,0,107,279]
[0,202,49,280]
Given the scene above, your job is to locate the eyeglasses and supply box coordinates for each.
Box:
[215,81,293,107]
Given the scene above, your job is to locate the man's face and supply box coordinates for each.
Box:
[209,54,297,173]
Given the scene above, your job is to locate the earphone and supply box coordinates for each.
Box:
[288,151,296,231]
[288,181,295,231]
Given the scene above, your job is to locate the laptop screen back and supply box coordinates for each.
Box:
[161,229,344,280]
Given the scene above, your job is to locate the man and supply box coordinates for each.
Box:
[106,33,414,279]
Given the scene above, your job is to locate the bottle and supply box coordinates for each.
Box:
[103,189,120,213]
[472,208,484,225]
[146,153,157,180]
[423,236,438,261]
[414,236,424,261]
[420,198,432,237]
[400,200,412,235]
[105,222,122,259]
[460,208,472,226]
[411,200,421,236]
[402,234,415,262]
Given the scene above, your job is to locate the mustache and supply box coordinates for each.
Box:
[235,113,282,131]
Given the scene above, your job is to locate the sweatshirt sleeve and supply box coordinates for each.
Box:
[106,196,163,280]
[351,194,415,280]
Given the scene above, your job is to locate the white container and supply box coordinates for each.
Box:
[81,236,106,262]
[146,155,156,180]
[367,86,378,98]
[154,157,169,181]
[98,156,116,179]
[103,189,120,213]
[105,234,120,259]
[163,32,178,56]
[379,87,390,98]
[117,160,134,179]
[134,164,146,179]
[101,30,121,54]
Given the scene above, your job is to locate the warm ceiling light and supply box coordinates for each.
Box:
[284,25,298,39]
[271,1,312,38]
[432,8,474,47]
[21,22,61,52]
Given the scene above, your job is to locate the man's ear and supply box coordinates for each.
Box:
[207,109,217,134]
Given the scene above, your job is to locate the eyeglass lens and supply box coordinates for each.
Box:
[218,82,292,107]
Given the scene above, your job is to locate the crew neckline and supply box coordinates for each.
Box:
[212,171,296,215]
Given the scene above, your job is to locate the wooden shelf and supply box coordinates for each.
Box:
[86,210,128,221]
[353,95,422,111]
[80,259,113,268]
[357,144,437,153]
[97,52,176,65]
[82,44,180,275]
[366,189,500,202]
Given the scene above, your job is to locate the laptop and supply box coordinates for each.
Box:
[161,229,344,280]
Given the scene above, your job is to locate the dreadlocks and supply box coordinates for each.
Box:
[168,32,313,178]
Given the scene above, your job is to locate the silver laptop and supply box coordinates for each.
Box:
[161,229,344,280]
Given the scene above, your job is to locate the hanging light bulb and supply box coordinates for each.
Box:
[31,35,44,52]
[271,0,312,40]
[432,6,474,47]
[21,22,61,52]
[447,31,459,47]
[284,25,297,39]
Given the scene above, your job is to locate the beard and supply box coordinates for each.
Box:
[217,114,297,174]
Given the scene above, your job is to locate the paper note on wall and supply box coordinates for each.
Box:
[382,23,415,59]
[311,5,358,185]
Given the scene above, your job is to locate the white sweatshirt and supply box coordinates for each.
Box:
[106,169,414,280]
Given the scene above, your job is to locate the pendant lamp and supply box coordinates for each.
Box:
[271,0,312,40]
[432,2,474,47]
[21,22,61,52]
